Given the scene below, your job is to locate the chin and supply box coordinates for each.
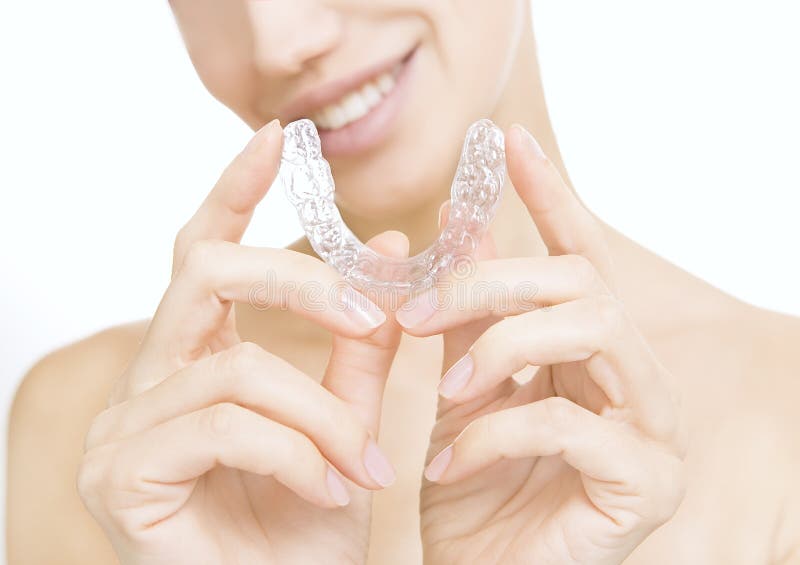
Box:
[333,131,459,221]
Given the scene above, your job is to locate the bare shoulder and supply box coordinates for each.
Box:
[714,302,800,411]
[732,305,800,563]
[7,320,148,565]
[13,320,147,404]
[648,297,800,563]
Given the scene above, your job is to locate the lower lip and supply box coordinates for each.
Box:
[318,48,417,159]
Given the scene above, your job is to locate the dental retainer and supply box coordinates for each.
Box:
[279,119,506,294]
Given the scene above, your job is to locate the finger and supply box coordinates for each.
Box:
[132,241,386,387]
[431,202,506,421]
[84,403,351,519]
[506,124,614,285]
[87,342,393,489]
[431,201,500,371]
[172,120,283,278]
[397,254,611,336]
[323,230,408,436]
[425,396,646,485]
[424,397,686,531]
[438,295,679,443]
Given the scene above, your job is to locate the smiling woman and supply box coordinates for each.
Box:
[5,1,800,565]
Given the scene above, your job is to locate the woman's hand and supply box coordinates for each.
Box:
[401,125,687,564]
[76,121,403,565]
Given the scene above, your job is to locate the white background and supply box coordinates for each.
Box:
[1,0,799,552]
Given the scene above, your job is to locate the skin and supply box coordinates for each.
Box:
[7,1,800,563]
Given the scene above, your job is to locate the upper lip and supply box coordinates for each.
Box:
[278,46,416,123]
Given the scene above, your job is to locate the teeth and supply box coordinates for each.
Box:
[361,84,382,107]
[342,92,369,119]
[376,73,395,95]
[327,106,346,130]
[310,68,399,131]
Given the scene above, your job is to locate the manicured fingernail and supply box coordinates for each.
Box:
[363,439,396,487]
[437,201,451,229]
[244,119,281,154]
[424,444,454,482]
[439,353,474,398]
[326,467,350,507]
[512,123,545,160]
[396,290,437,328]
[341,287,386,330]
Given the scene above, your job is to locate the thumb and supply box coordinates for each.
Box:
[322,231,409,435]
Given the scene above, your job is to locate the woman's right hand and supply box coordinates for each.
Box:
[76,121,404,565]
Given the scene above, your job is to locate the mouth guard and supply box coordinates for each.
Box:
[279,118,506,294]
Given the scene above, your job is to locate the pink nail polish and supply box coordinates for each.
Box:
[439,353,474,399]
[424,445,454,482]
[363,439,396,487]
[341,287,386,330]
[326,467,350,507]
[396,290,437,328]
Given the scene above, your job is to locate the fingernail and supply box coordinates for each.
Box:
[512,123,545,160]
[341,287,386,330]
[363,439,396,487]
[396,290,437,329]
[244,119,281,154]
[439,353,474,398]
[326,467,350,507]
[437,201,451,229]
[424,444,454,482]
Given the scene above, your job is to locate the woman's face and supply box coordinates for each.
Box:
[171,0,527,219]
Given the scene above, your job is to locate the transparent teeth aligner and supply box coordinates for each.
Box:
[279,118,506,294]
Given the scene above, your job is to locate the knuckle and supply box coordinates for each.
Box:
[277,428,316,466]
[593,294,626,338]
[222,342,265,384]
[648,407,680,447]
[180,239,226,279]
[202,402,241,437]
[565,254,599,291]
[173,224,193,259]
[76,445,114,510]
[649,458,687,526]
[541,397,578,432]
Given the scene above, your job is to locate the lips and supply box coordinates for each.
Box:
[309,65,401,131]
[278,46,418,158]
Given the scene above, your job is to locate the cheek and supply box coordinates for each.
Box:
[196,58,259,126]
[334,1,525,217]
[444,0,525,110]
[172,0,262,127]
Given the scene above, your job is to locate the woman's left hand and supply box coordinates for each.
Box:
[399,125,687,565]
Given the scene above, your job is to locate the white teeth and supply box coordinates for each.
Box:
[309,68,400,131]
[327,105,346,130]
[361,83,382,108]
[342,92,369,120]
[376,73,395,95]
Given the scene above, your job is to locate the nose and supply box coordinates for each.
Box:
[248,0,344,75]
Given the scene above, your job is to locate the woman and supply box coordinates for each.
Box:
[7,1,800,563]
